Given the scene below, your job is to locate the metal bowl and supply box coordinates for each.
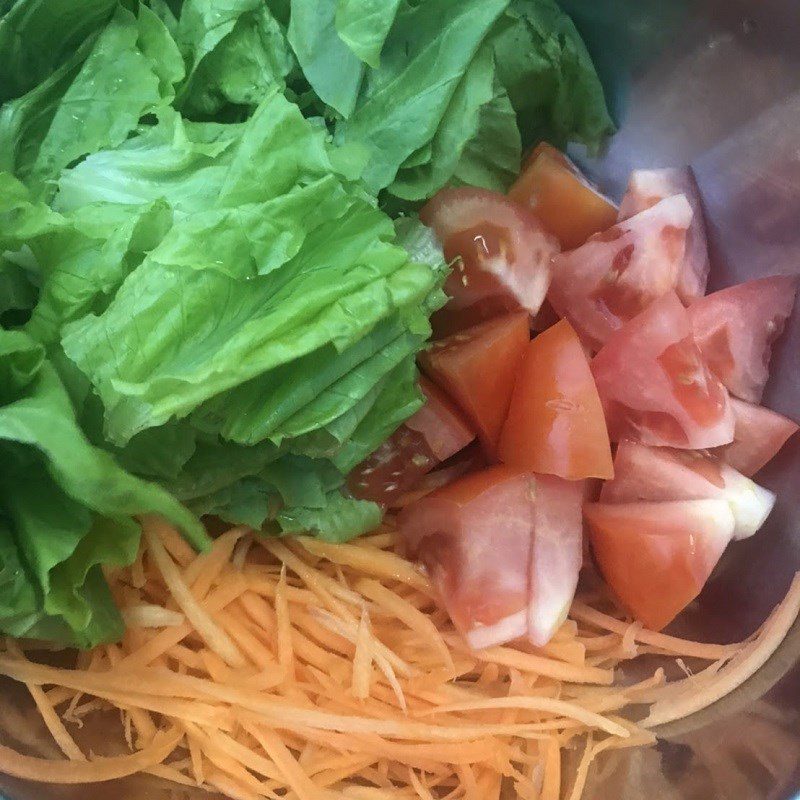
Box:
[1,2,799,798]
[566,0,800,796]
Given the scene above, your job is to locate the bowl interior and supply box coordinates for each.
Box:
[1,3,800,800]
[573,1,800,796]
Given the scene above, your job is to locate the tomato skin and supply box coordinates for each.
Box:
[688,275,799,404]
[419,312,530,456]
[618,167,710,303]
[498,319,613,479]
[421,188,558,338]
[348,378,476,506]
[509,143,618,250]
[585,499,735,630]
[399,465,535,642]
[527,475,584,646]
[348,426,437,506]
[399,465,584,649]
[405,376,475,462]
[592,292,735,449]
[549,195,693,350]
[719,397,799,476]
[599,440,775,541]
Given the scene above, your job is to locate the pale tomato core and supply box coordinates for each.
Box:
[659,336,727,427]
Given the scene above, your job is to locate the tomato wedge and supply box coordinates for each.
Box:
[585,499,735,630]
[498,319,613,479]
[719,397,799,477]
[398,466,583,649]
[600,440,775,540]
[592,292,735,449]
[527,475,584,646]
[348,377,475,506]
[549,195,693,350]
[420,187,558,337]
[399,465,534,648]
[509,142,618,250]
[348,426,437,507]
[618,167,710,302]
[419,312,530,456]
[405,376,475,461]
[688,275,799,403]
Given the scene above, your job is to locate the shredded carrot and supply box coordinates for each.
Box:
[143,517,246,668]
[4,518,797,800]
[0,727,182,783]
[642,573,800,727]
[275,566,295,680]
[352,608,373,700]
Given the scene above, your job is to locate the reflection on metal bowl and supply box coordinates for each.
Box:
[568,0,800,797]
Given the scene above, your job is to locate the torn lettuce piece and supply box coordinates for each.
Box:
[277,491,382,542]
[335,0,509,193]
[62,186,440,444]
[11,6,184,193]
[288,0,364,118]
[334,0,402,69]
[0,0,116,102]
[491,0,615,150]
[389,42,512,201]
[0,329,207,646]
[176,0,295,116]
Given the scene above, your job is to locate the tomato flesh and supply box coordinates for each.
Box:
[549,196,693,350]
[585,499,735,630]
[419,312,530,456]
[420,187,558,338]
[509,142,618,250]
[600,440,775,541]
[399,465,535,643]
[719,397,799,477]
[399,465,583,649]
[498,319,613,479]
[405,376,475,462]
[688,274,799,404]
[349,377,475,506]
[348,426,437,506]
[592,292,734,449]
[618,166,710,302]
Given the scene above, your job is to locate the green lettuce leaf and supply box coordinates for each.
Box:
[55,88,363,214]
[27,199,174,345]
[451,78,521,191]
[277,491,382,542]
[0,329,207,646]
[55,111,244,215]
[0,43,91,183]
[335,0,509,193]
[0,256,38,324]
[176,0,294,116]
[0,331,205,546]
[491,0,614,150]
[288,0,364,118]
[189,476,280,529]
[0,171,65,249]
[332,355,423,473]
[0,0,116,102]
[62,182,438,444]
[1,5,185,193]
[389,41,516,200]
[334,0,402,69]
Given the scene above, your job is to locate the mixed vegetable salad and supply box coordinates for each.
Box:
[0,0,614,648]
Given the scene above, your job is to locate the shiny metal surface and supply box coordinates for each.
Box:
[1,2,799,799]
[571,1,800,797]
